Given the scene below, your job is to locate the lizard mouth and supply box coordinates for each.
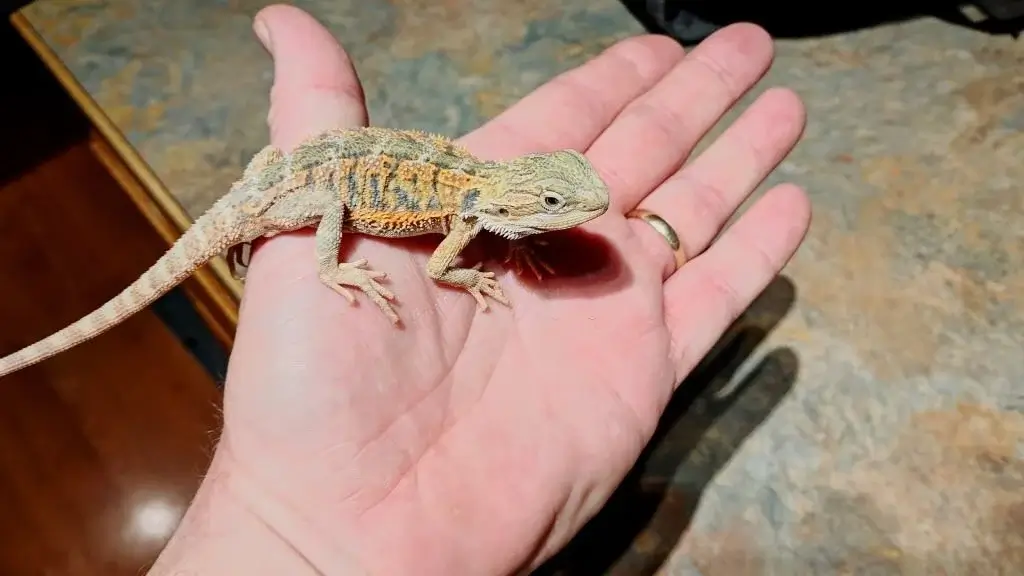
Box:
[484,208,606,239]
[542,202,609,230]
[483,221,532,240]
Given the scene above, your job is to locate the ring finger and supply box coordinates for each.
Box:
[627,87,806,280]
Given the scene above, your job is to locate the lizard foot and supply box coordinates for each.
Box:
[465,263,511,311]
[505,239,554,280]
[321,259,399,323]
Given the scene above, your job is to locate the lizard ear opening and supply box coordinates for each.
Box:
[497,207,510,217]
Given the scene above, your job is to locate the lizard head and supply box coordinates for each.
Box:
[469,149,610,240]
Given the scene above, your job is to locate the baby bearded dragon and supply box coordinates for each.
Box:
[0,126,610,378]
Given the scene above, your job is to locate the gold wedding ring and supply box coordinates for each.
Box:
[626,208,687,271]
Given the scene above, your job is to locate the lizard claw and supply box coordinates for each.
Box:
[468,270,510,311]
[321,259,399,323]
[328,284,357,303]
[505,239,554,280]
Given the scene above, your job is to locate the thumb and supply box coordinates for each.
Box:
[253,4,368,151]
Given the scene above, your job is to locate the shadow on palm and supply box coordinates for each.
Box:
[481,227,633,295]
[533,274,800,575]
[349,223,634,317]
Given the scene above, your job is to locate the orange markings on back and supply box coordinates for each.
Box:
[335,153,486,215]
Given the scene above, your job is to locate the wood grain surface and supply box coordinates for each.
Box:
[0,15,222,575]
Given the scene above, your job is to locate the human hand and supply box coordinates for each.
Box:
[155,4,809,575]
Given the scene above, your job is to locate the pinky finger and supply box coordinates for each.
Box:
[662,182,811,382]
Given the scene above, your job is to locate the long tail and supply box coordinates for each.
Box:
[0,208,238,379]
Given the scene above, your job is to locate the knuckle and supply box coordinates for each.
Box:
[690,50,742,96]
[600,34,682,82]
[621,99,688,147]
[670,171,729,224]
[702,266,743,320]
[547,69,605,118]
[738,229,778,282]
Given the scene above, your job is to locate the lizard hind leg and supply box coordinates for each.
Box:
[314,204,399,323]
[243,144,284,179]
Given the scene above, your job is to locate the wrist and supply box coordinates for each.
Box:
[147,442,368,576]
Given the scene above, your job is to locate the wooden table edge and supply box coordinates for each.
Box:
[10,10,241,351]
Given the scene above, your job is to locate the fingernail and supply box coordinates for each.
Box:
[254,18,273,52]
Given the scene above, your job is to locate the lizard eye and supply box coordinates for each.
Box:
[497,208,509,217]
[541,191,564,211]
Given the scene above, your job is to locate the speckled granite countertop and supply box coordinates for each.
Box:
[17,0,1024,573]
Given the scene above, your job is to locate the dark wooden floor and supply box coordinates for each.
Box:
[0,13,222,576]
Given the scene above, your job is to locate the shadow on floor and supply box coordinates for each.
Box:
[532,274,801,575]
[620,0,1024,45]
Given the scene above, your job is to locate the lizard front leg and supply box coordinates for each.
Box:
[426,216,510,310]
[315,202,398,322]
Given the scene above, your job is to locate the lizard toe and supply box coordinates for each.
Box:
[321,273,357,302]
[473,275,510,309]
[332,260,399,319]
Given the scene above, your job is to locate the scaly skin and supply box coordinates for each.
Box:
[0,126,610,378]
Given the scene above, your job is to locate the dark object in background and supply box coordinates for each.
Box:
[620,0,1024,45]
[975,0,1024,19]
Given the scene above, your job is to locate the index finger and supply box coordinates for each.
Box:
[458,35,685,160]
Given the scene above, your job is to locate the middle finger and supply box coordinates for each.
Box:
[458,34,685,161]
[583,23,775,214]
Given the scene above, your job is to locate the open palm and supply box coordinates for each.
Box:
[198,5,809,576]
